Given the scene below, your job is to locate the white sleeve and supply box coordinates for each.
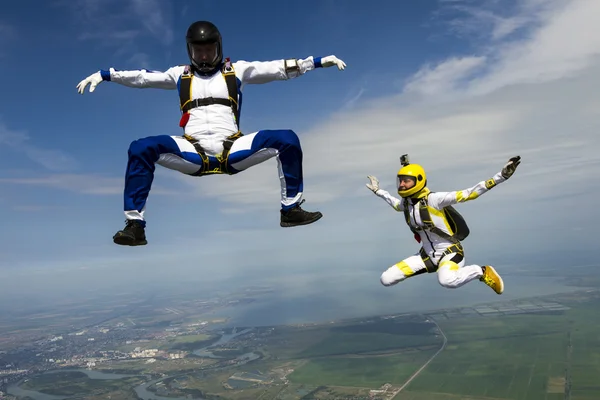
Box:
[374,189,404,212]
[429,171,507,209]
[101,66,185,89]
[233,56,320,86]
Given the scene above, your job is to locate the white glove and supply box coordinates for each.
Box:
[76,71,104,94]
[366,175,380,193]
[321,55,346,70]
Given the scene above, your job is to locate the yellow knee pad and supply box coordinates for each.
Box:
[439,260,460,271]
[395,261,415,277]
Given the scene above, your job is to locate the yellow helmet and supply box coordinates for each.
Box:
[397,163,427,197]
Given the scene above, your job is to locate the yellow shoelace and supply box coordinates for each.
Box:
[482,274,496,287]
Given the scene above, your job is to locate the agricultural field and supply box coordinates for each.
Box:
[395,296,600,400]
[19,370,144,399]
[194,316,443,398]
[9,291,600,400]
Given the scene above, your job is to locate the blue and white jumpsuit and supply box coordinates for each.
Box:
[98,56,326,222]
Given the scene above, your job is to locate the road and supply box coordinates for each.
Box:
[390,317,447,398]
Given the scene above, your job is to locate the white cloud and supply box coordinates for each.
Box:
[130,0,173,46]
[0,174,126,195]
[0,170,184,197]
[466,0,600,95]
[435,0,557,43]
[156,0,600,269]
[402,55,486,98]
[0,120,78,171]
[187,0,600,204]
[0,120,185,195]
[7,0,600,290]
[58,0,173,67]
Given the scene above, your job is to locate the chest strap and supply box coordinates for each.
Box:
[178,58,240,129]
[179,58,243,176]
[182,97,232,113]
[403,197,460,244]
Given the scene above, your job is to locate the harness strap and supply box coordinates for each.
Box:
[402,198,419,237]
[178,60,241,129]
[222,59,240,127]
[417,198,460,244]
[182,133,210,173]
[183,132,243,176]
[182,97,232,113]
[419,243,464,273]
[403,196,465,273]
[178,66,193,113]
[404,197,460,244]
[178,59,244,176]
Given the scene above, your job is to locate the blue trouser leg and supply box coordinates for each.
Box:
[227,129,304,210]
[124,135,201,221]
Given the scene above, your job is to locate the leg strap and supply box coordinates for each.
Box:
[419,243,464,273]
[182,132,243,176]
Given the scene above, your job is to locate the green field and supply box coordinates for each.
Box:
[231,293,600,400]
[15,291,600,400]
[21,370,144,398]
[296,319,439,358]
[271,317,442,388]
[289,351,436,387]
[396,296,600,400]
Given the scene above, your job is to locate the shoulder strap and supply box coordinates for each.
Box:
[403,198,419,236]
[178,65,193,112]
[222,58,240,129]
[418,197,459,244]
[177,62,241,130]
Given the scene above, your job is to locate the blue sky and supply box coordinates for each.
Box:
[0,0,458,263]
[2,0,600,309]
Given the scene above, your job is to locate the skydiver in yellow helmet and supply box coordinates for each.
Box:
[365,154,521,295]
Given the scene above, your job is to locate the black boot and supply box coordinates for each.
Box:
[280,200,323,227]
[113,220,147,246]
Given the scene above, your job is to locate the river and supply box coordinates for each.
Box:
[6,328,257,400]
[6,369,137,400]
[6,276,586,399]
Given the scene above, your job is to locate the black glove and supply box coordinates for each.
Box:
[501,156,521,179]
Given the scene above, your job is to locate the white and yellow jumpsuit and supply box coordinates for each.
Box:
[374,171,507,289]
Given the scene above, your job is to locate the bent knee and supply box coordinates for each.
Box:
[437,261,462,288]
[380,271,401,287]
[128,135,176,160]
[437,270,461,289]
[128,137,155,157]
[278,129,301,147]
[380,274,394,287]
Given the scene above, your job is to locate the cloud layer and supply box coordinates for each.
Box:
[57,0,173,67]
[3,0,599,297]
[157,0,600,278]
[179,0,600,210]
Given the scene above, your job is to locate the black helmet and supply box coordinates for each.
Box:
[185,21,223,74]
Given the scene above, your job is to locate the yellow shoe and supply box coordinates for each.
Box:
[480,266,504,294]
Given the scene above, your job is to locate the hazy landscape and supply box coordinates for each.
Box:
[3,0,600,399]
[1,264,599,400]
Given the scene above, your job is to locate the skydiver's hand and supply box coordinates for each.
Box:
[320,55,346,70]
[501,156,521,179]
[76,71,103,94]
[366,175,380,193]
